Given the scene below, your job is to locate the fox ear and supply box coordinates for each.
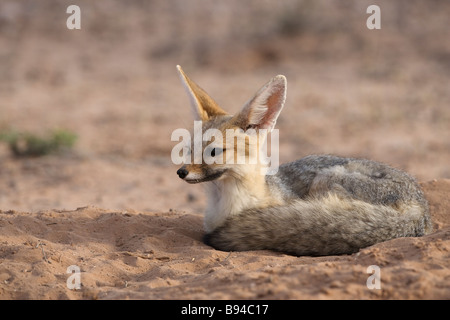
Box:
[235,75,286,131]
[177,65,227,121]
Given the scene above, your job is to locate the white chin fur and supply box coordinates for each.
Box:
[184,172,205,183]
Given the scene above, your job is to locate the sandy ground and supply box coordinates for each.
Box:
[0,1,449,299]
[0,179,449,300]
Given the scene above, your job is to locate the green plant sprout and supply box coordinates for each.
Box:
[0,129,77,157]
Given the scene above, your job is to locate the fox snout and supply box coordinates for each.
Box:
[177,164,227,184]
[177,166,189,179]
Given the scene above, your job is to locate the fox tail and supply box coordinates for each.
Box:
[203,194,431,256]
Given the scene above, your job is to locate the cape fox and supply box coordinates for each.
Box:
[175,65,432,256]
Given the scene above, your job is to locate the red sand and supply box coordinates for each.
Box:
[0,180,449,299]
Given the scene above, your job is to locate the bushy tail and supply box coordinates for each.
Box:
[203,195,432,256]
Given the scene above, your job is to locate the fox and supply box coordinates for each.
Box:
[175,65,432,256]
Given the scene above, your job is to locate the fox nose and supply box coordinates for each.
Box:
[177,168,188,179]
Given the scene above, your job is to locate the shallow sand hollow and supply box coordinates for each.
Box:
[0,180,449,299]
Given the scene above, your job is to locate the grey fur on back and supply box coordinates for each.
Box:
[272,155,428,210]
[204,155,432,256]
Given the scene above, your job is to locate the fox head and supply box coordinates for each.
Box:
[175,65,286,184]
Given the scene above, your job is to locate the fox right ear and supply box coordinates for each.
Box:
[235,74,287,132]
[176,65,227,121]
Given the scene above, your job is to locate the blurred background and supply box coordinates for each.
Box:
[0,0,449,213]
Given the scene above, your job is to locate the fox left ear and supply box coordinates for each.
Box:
[235,75,287,131]
[177,65,228,121]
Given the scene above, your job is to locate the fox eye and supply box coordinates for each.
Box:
[211,147,223,157]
